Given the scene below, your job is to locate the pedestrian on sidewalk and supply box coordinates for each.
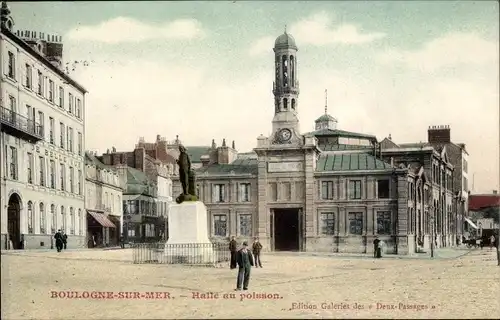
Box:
[229,236,238,269]
[252,237,263,268]
[235,241,254,291]
[62,232,68,250]
[490,235,496,250]
[373,237,382,258]
[54,230,63,252]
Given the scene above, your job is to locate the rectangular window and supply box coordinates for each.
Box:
[376,211,392,235]
[50,160,56,188]
[212,184,225,203]
[68,93,73,113]
[321,181,334,200]
[320,212,335,235]
[37,111,44,137]
[377,179,390,199]
[348,212,363,235]
[126,200,138,214]
[60,163,65,190]
[70,209,75,235]
[349,180,362,200]
[8,51,15,79]
[9,95,16,112]
[239,214,252,236]
[59,86,64,108]
[49,117,54,144]
[213,214,227,236]
[37,70,43,95]
[49,80,54,102]
[40,204,46,234]
[77,98,82,119]
[9,146,17,180]
[59,122,65,148]
[69,167,74,193]
[239,183,251,202]
[25,64,32,88]
[78,170,82,194]
[27,152,33,184]
[68,127,73,152]
[38,156,45,186]
[463,177,468,192]
[77,132,83,155]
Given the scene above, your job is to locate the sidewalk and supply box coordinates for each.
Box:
[269,247,475,260]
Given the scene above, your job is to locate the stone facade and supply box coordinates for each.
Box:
[0,13,87,250]
[169,31,460,255]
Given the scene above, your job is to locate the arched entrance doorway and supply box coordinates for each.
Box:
[7,193,22,249]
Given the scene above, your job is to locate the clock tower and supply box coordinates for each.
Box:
[271,29,300,145]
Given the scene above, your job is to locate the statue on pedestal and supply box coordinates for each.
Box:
[176,145,198,204]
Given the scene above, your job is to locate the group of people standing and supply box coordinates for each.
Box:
[54,230,68,252]
[228,236,263,291]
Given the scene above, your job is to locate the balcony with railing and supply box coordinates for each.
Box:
[0,106,44,142]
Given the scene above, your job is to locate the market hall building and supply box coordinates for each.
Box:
[171,31,459,255]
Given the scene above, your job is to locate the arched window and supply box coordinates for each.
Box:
[283,98,288,110]
[70,207,75,235]
[51,204,56,234]
[39,203,46,234]
[78,209,83,236]
[290,55,295,86]
[61,206,66,233]
[282,55,288,87]
[27,201,34,234]
[291,99,296,110]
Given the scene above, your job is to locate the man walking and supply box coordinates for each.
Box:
[235,241,254,291]
[54,230,63,252]
[229,236,238,269]
[62,232,68,250]
[252,237,263,268]
[373,237,381,258]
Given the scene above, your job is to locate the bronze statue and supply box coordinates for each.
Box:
[176,145,198,204]
[177,145,190,195]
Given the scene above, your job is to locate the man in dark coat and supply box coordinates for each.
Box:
[229,236,238,269]
[235,241,254,291]
[373,237,382,258]
[54,230,63,252]
[62,232,68,250]
[252,237,263,268]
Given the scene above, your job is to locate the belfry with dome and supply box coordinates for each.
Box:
[170,30,461,255]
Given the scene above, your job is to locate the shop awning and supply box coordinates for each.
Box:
[464,217,479,229]
[87,211,116,228]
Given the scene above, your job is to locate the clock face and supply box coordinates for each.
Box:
[279,128,292,142]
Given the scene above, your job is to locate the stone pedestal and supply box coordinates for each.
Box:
[164,201,214,264]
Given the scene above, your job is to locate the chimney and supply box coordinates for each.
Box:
[388,134,392,141]
[428,125,451,144]
[232,140,235,149]
[156,134,161,142]
[112,146,116,153]
[211,139,216,149]
[222,138,227,147]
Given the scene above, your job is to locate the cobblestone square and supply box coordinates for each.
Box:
[1,249,499,319]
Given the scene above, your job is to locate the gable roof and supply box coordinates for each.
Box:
[469,194,500,211]
[196,158,258,176]
[380,137,399,149]
[316,153,392,172]
[85,152,114,170]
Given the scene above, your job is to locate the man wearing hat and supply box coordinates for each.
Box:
[54,229,63,252]
[235,241,254,291]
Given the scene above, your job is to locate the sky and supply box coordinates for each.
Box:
[8,1,500,194]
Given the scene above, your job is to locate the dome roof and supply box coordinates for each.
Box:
[315,113,337,122]
[274,32,297,50]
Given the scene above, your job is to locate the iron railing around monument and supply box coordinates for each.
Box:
[132,242,230,267]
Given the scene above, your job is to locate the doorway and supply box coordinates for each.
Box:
[7,193,22,249]
[273,208,300,251]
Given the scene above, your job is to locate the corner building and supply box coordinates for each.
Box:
[173,31,458,255]
[0,4,87,249]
